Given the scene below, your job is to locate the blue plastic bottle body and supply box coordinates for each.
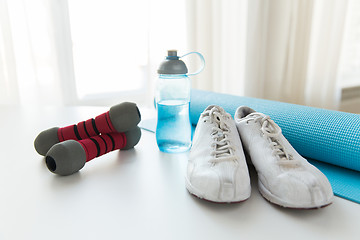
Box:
[155,74,191,153]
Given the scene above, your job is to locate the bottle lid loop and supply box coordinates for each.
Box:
[180,52,205,76]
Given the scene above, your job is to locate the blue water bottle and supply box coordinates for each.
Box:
[155,50,205,153]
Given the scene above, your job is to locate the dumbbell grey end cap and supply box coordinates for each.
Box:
[109,102,141,133]
[45,140,86,176]
[34,127,60,156]
[123,126,142,150]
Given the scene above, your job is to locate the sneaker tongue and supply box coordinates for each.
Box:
[246,112,266,119]
[202,105,225,117]
[245,112,280,136]
[264,121,277,134]
[244,111,292,161]
[271,138,287,159]
[212,128,232,158]
[210,105,224,113]
[215,131,225,141]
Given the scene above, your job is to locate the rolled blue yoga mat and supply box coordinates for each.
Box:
[190,89,360,203]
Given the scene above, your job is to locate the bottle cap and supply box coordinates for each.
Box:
[157,50,188,74]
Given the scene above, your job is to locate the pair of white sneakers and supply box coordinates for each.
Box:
[185,105,334,208]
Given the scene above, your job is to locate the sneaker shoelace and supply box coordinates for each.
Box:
[246,113,299,166]
[202,107,237,163]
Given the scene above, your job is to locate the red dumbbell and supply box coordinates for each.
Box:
[45,127,141,176]
[34,102,141,156]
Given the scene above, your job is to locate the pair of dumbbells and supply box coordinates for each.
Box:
[34,102,141,176]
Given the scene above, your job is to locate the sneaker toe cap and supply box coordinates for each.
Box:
[272,171,333,208]
[188,166,251,203]
[189,169,222,200]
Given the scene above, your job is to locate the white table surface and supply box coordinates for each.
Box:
[0,106,359,240]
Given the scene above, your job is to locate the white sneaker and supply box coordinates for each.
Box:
[186,105,251,203]
[234,106,334,209]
